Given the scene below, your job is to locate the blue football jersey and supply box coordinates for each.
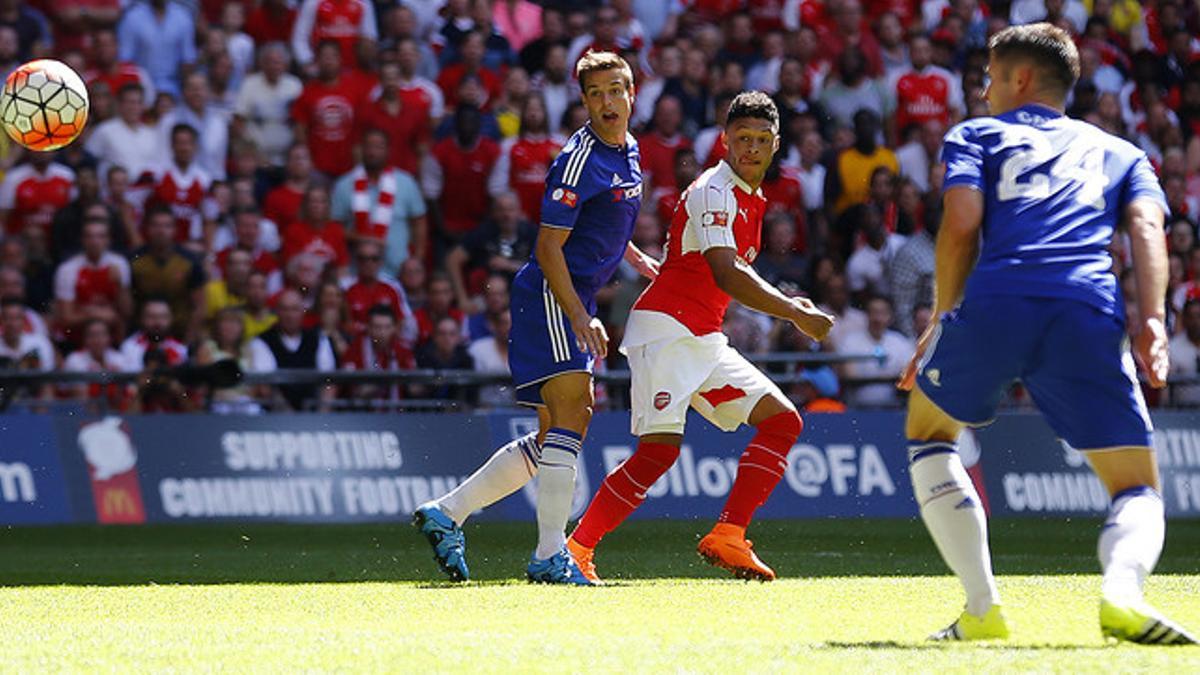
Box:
[516,123,643,301]
[941,103,1168,316]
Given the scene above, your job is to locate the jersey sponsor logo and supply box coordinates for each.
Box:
[654,391,672,410]
[611,183,642,202]
[551,187,578,207]
[702,210,728,227]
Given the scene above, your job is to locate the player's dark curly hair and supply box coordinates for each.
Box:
[725,91,779,132]
[989,23,1080,99]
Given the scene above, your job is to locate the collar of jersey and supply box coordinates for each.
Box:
[717,159,760,196]
[1015,103,1063,119]
[583,122,629,150]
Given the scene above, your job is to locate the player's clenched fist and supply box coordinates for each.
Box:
[789,297,834,342]
[571,313,609,359]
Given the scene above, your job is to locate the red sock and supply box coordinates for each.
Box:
[719,411,803,527]
[571,440,680,548]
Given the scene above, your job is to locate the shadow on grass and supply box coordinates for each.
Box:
[0,519,1196,587]
[818,641,1112,651]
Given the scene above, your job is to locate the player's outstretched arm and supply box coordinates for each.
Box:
[703,247,833,341]
[536,225,609,358]
[899,186,982,390]
[1126,197,1169,388]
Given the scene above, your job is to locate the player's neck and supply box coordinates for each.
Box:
[590,123,627,148]
[1011,96,1065,115]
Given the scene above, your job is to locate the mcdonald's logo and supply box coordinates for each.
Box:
[102,488,137,518]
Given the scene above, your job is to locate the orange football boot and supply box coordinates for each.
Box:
[697,523,776,581]
[566,537,603,585]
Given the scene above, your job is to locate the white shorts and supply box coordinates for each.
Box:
[626,331,783,436]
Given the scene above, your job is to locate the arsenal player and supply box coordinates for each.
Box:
[566,91,834,583]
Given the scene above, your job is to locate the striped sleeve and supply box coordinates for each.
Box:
[539,131,601,230]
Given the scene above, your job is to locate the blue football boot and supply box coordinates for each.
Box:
[412,502,469,582]
[525,547,595,586]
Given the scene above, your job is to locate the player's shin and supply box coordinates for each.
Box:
[534,428,583,560]
[571,440,681,548]
[909,442,1000,617]
[1098,486,1164,605]
[718,411,801,527]
[436,432,540,526]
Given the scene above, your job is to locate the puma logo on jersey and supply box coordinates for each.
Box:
[738,208,748,221]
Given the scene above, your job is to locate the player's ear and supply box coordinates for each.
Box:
[772,133,780,154]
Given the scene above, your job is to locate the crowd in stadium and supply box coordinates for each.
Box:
[0,0,1196,412]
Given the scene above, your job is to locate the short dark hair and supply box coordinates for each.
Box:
[725,91,779,132]
[367,304,396,322]
[989,23,1080,98]
[575,50,634,90]
[170,123,199,142]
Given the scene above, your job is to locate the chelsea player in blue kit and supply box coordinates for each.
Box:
[414,52,659,584]
[898,24,1195,644]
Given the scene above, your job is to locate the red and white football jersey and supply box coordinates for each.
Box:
[632,161,767,336]
[150,163,213,242]
[307,0,370,66]
[54,252,131,306]
[119,332,188,372]
[894,66,961,134]
[0,163,76,236]
[502,135,562,223]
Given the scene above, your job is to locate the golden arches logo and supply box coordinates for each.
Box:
[101,488,137,518]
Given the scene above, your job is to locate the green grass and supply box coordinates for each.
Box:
[1,519,1198,672]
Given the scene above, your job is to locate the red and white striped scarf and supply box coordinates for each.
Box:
[352,166,397,240]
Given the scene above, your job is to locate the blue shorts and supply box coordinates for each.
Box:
[508,276,595,407]
[917,296,1152,449]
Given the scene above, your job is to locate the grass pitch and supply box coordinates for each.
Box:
[1,518,1198,672]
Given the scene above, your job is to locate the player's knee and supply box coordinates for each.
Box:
[756,409,803,443]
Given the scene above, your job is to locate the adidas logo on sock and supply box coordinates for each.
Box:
[955,496,976,510]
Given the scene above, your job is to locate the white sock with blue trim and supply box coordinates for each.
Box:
[1098,486,1164,605]
[909,442,1001,616]
[534,427,583,560]
[436,432,540,526]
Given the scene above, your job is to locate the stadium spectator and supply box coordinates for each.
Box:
[530,43,576,136]
[116,0,196,98]
[280,186,349,279]
[819,47,891,133]
[892,35,963,140]
[661,47,710,135]
[444,191,533,311]
[0,296,54,374]
[412,314,474,402]
[489,96,561,222]
[754,212,809,289]
[290,0,377,72]
[518,6,563,76]
[889,211,936,337]
[213,206,283,290]
[342,303,414,404]
[818,272,866,350]
[312,280,349,359]
[398,256,427,310]
[895,119,945,193]
[62,318,130,404]
[194,306,259,414]
[463,272,510,342]
[233,42,302,168]
[437,30,503,110]
[330,127,427,271]
[245,0,296,46]
[249,287,336,410]
[85,28,154,108]
[1169,299,1200,405]
[52,167,131,261]
[468,308,512,407]
[425,104,500,244]
[85,84,162,189]
[53,217,132,340]
[0,25,18,82]
[760,155,809,251]
[129,207,206,341]
[0,151,75,238]
[204,247,253,319]
[492,66,531,139]
[837,295,912,407]
[651,149,697,226]
[829,110,898,217]
[639,95,692,199]
[291,40,367,178]
[845,203,904,301]
[0,265,47,337]
[0,0,50,62]
[146,124,213,250]
[817,0,883,76]
[0,237,51,312]
[342,238,416,345]
[241,270,277,340]
[158,72,230,181]
[119,296,188,371]
[414,273,464,346]
[262,144,312,231]
[358,61,432,176]
[494,0,543,55]
[396,37,446,123]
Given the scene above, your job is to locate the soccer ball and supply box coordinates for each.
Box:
[0,59,89,152]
